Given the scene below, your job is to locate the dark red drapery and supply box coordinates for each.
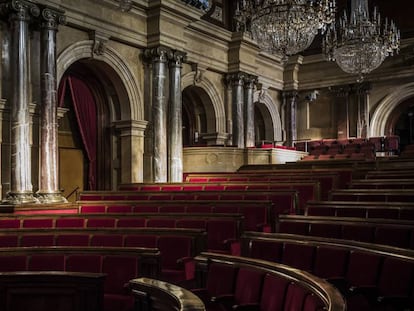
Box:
[59,75,97,190]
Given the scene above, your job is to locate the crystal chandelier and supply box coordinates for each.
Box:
[323,0,400,81]
[235,0,336,60]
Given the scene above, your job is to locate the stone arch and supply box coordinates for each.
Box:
[370,82,414,137]
[182,71,226,133]
[57,40,143,121]
[254,90,283,142]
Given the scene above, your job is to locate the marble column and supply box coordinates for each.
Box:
[2,0,40,204]
[228,72,245,148]
[144,47,170,183]
[283,91,298,147]
[331,85,351,139]
[37,6,66,203]
[244,75,257,148]
[168,51,186,182]
[356,83,371,138]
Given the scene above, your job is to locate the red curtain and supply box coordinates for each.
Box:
[59,75,97,190]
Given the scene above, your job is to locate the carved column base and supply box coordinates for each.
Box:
[36,192,68,204]
[2,192,39,205]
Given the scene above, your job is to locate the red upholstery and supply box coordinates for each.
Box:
[86,218,116,228]
[55,234,90,246]
[21,235,54,247]
[249,240,283,262]
[124,235,158,248]
[282,243,314,272]
[374,227,412,248]
[207,219,238,253]
[116,218,145,228]
[313,246,348,280]
[146,218,176,228]
[102,256,138,294]
[22,219,54,228]
[309,223,341,238]
[65,254,102,273]
[303,293,325,311]
[0,255,27,271]
[342,225,374,243]
[191,263,238,306]
[346,251,381,291]
[55,218,85,228]
[80,205,106,213]
[158,235,194,282]
[283,282,307,311]
[158,205,186,213]
[232,268,264,307]
[28,254,65,271]
[259,273,289,311]
[0,219,20,228]
[107,205,133,213]
[90,234,123,247]
[0,235,18,247]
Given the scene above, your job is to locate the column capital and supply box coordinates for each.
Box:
[143,46,172,64]
[244,74,258,89]
[282,90,299,99]
[225,72,246,87]
[169,50,187,68]
[39,6,65,30]
[329,85,352,97]
[1,0,40,22]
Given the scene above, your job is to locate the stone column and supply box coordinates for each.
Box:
[168,51,186,182]
[331,85,351,139]
[356,83,371,138]
[36,6,66,203]
[114,120,148,184]
[227,72,245,148]
[2,0,40,204]
[144,47,170,183]
[283,91,298,147]
[244,75,257,148]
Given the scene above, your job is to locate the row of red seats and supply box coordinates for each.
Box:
[241,233,414,311]
[0,247,159,311]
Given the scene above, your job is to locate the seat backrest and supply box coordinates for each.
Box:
[102,255,138,294]
[313,246,348,280]
[233,267,264,305]
[158,235,193,270]
[66,254,102,273]
[377,257,414,298]
[283,282,307,311]
[282,243,315,272]
[260,273,289,311]
[346,251,382,289]
[205,263,238,297]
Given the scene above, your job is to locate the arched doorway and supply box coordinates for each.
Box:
[386,98,414,150]
[58,61,118,196]
[182,85,216,146]
[255,101,276,145]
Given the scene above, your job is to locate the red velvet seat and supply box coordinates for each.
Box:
[28,254,65,271]
[191,263,238,307]
[107,205,133,213]
[342,224,374,243]
[278,221,309,235]
[0,255,27,271]
[206,219,238,254]
[145,218,176,228]
[282,243,315,272]
[283,282,308,311]
[0,235,19,247]
[102,256,137,311]
[86,218,116,228]
[132,205,159,213]
[249,240,283,262]
[176,219,206,229]
[66,254,102,273]
[345,251,381,294]
[374,226,412,248]
[55,218,85,228]
[55,234,90,246]
[20,235,55,247]
[309,223,341,239]
[258,273,289,311]
[80,205,106,213]
[313,246,348,282]
[116,218,145,228]
[0,219,20,228]
[124,235,158,248]
[303,293,325,311]
[221,267,264,310]
[90,234,123,247]
[158,205,186,213]
[22,219,54,228]
[158,235,194,283]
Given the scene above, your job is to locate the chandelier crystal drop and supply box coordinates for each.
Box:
[235,0,336,60]
[323,0,400,81]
